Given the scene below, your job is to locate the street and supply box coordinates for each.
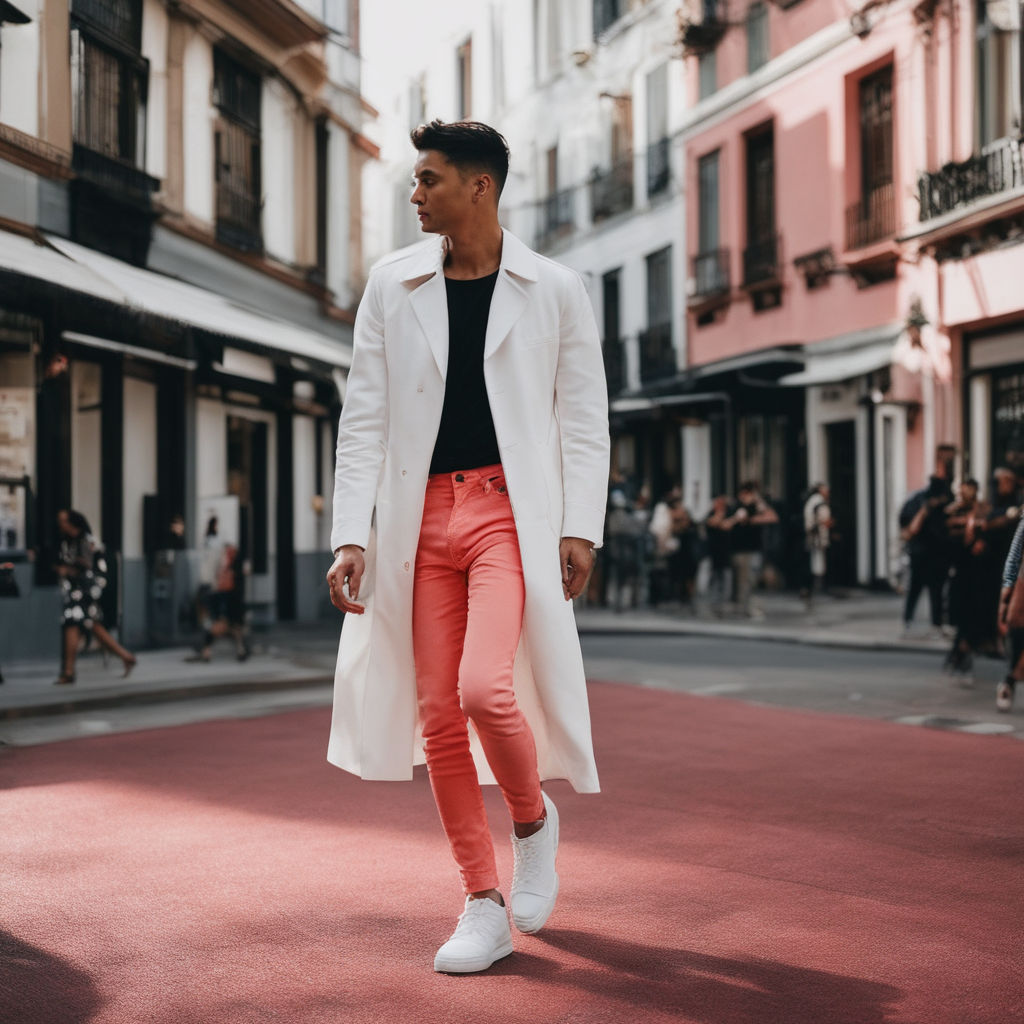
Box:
[2,627,1022,1024]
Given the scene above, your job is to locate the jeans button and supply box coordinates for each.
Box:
[455,473,464,483]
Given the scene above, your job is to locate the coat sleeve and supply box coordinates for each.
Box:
[331,270,388,553]
[555,272,610,548]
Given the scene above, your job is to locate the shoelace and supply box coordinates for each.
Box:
[452,900,502,941]
[511,833,543,888]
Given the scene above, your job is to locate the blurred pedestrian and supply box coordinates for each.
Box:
[899,474,953,636]
[996,515,1024,712]
[186,543,250,662]
[53,509,136,685]
[802,483,833,606]
[703,495,732,614]
[604,489,646,610]
[943,479,985,678]
[724,481,778,619]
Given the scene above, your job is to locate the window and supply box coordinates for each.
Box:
[975,0,1021,148]
[456,37,472,119]
[70,0,147,166]
[213,49,262,252]
[602,269,624,394]
[744,126,777,289]
[847,64,895,248]
[746,3,769,74]
[641,247,675,381]
[698,50,717,100]
[593,0,625,38]
[408,75,426,131]
[646,63,669,196]
[694,149,729,300]
[646,246,672,327]
[697,150,719,254]
[315,118,328,282]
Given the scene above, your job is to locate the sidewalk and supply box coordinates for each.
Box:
[0,589,946,719]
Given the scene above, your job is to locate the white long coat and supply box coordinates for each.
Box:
[328,229,609,793]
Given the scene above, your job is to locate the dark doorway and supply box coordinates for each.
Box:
[227,416,268,574]
[825,420,857,586]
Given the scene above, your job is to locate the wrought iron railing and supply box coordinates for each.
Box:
[691,248,731,299]
[638,322,676,383]
[536,188,574,248]
[72,144,158,207]
[917,135,1024,222]
[743,233,780,285]
[71,0,142,49]
[647,137,670,197]
[590,158,634,221]
[603,338,625,395]
[845,180,896,249]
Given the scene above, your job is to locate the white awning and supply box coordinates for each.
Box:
[778,323,903,387]
[45,235,352,370]
[0,228,127,305]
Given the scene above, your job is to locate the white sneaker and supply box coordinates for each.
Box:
[433,897,513,974]
[996,679,1015,713]
[510,791,559,934]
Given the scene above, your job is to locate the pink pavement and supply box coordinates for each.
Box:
[1,682,1021,1024]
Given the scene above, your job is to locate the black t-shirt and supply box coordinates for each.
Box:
[729,501,762,553]
[430,270,501,474]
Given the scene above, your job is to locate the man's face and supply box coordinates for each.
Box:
[410,150,475,235]
[960,483,977,503]
[996,472,1015,497]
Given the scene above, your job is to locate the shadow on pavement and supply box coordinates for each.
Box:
[522,928,901,1024]
[0,930,103,1024]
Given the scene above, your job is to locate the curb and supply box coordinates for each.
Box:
[0,674,333,722]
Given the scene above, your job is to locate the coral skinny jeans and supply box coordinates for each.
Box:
[412,464,544,894]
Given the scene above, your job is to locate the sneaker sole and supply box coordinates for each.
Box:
[512,795,559,935]
[433,937,514,974]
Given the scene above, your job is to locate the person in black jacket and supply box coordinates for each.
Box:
[900,475,953,636]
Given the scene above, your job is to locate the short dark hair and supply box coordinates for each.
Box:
[410,119,510,196]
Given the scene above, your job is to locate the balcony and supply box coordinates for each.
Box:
[638,322,676,383]
[690,248,731,300]
[677,0,728,56]
[72,144,159,210]
[917,135,1024,222]
[846,180,896,249]
[743,233,780,286]
[536,188,574,249]
[590,158,634,221]
[647,137,670,197]
[603,338,626,396]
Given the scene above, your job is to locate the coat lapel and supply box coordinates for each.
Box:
[484,229,539,361]
[403,239,448,381]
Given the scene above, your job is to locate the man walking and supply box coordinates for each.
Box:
[325,121,609,973]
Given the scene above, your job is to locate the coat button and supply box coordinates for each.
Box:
[417,385,424,393]
[403,561,410,571]
[401,469,407,476]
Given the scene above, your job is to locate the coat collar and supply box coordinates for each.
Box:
[404,229,538,379]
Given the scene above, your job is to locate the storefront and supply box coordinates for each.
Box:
[0,227,348,661]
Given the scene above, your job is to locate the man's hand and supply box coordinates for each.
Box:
[327,545,367,615]
[560,537,595,602]
[998,586,1012,636]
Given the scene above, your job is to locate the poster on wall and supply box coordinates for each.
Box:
[0,387,34,555]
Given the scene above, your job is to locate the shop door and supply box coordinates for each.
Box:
[825,420,857,586]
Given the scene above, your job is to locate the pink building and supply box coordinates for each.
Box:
[674,0,1022,586]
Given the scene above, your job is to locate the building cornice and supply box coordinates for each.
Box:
[0,123,72,180]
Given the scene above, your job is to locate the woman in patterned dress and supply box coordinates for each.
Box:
[54,509,136,685]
